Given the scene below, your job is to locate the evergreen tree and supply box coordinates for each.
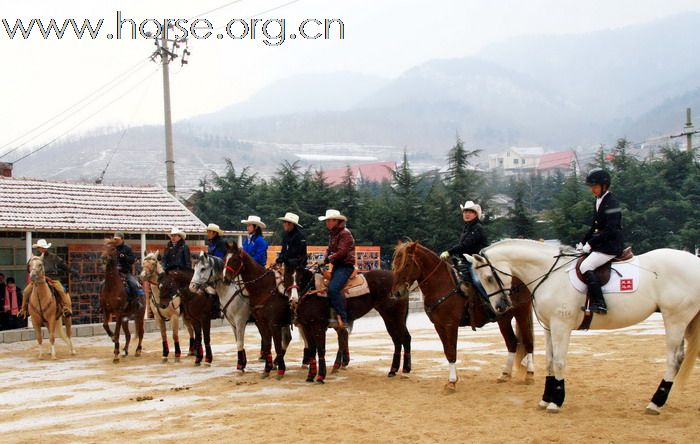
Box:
[445,135,482,206]
[508,181,537,239]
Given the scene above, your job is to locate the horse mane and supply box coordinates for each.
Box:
[392,240,440,275]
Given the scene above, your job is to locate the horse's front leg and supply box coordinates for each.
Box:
[193,321,204,366]
[646,321,686,415]
[112,317,123,363]
[203,317,213,366]
[540,322,571,413]
[233,301,248,371]
[122,317,131,357]
[32,317,44,359]
[48,319,57,360]
[434,322,459,392]
[135,315,144,357]
[157,314,169,362]
[184,318,195,356]
[272,326,288,380]
[171,312,181,362]
[298,325,311,368]
[497,317,517,383]
[315,326,327,383]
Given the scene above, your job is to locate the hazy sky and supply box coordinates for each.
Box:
[1,0,699,162]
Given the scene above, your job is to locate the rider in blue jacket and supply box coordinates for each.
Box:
[241,215,268,267]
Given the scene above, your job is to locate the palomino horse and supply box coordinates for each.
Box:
[190,252,257,371]
[99,239,146,363]
[158,269,215,366]
[469,239,700,414]
[140,252,194,362]
[26,256,75,358]
[391,241,534,391]
[292,265,412,383]
[222,242,292,378]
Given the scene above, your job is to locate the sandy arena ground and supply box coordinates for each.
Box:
[0,312,699,444]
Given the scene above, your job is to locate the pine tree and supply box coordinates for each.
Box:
[509,181,537,238]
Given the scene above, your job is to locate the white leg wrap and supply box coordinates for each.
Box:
[448,362,457,383]
[522,353,535,373]
[503,352,515,374]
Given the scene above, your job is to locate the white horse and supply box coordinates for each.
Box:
[189,252,254,371]
[140,252,194,362]
[469,239,700,414]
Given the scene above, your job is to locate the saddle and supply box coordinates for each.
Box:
[314,269,369,298]
[574,246,634,286]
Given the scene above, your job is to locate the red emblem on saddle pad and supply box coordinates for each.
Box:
[620,278,633,291]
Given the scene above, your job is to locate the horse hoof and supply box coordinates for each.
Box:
[162,357,168,363]
[546,403,560,413]
[443,382,456,393]
[331,367,339,375]
[525,372,535,385]
[71,350,77,356]
[275,374,284,381]
[538,400,549,410]
[306,377,314,383]
[174,357,180,363]
[135,351,142,357]
[316,379,325,384]
[194,362,201,367]
[645,402,661,415]
[497,373,511,383]
[388,372,396,378]
[113,358,120,364]
[261,372,270,379]
[204,362,211,367]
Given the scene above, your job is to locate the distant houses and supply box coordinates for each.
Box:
[488,147,579,176]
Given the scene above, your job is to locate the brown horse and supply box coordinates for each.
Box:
[222,242,292,378]
[140,252,194,362]
[392,240,534,391]
[292,265,411,383]
[99,240,146,363]
[158,269,214,366]
[27,255,75,359]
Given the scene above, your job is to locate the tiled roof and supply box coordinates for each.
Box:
[537,150,577,171]
[323,161,396,185]
[0,177,206,233]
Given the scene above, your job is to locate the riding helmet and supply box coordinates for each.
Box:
[585,168,611,186]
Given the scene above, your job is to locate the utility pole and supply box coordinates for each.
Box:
[671,108,700,154]
[150,27,190,195]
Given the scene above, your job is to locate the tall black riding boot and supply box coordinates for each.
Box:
[582,270,607,314]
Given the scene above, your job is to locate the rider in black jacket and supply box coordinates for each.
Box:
[276,212,308,291]
[163,228,192,272]
[441,200,489,291]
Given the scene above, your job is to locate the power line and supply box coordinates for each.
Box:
[11,68,160,164]
[0,58,150,158]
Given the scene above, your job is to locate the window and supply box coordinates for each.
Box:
[513,159,519,165]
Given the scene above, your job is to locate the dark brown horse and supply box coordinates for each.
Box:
[392,240,534,391]
[222,242,292,378]
[99,239,146,363]
[292,266,411,383]
[158,269,214,366]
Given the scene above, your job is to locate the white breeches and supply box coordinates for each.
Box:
[579,251,615,273]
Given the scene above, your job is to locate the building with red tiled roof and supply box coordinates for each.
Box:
[0,176,248,325]
[536,150,579,175]
[321,161,396,186]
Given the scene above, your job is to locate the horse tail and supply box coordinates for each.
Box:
[675,309,700,389]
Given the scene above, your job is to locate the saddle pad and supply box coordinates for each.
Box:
[313,273,370,299]
[567,257,640,294]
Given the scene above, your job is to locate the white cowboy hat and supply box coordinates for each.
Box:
[206,223,224,235]
[241,215,266,229]
[32,239,52,249]
[168,227,187,239]
[318,209,347,221]
[113,232,125,240]
[459,200,483,220]
[277,212,303,228]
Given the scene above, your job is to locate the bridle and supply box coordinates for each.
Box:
[475,249,579,301]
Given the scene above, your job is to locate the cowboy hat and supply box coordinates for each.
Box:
[241,215,266,229]
[459,200,483,220]
[168,227,187,239]
[206,223,224,235]
[113,232,125,240]
[32,239,52,249]
[318,209,347,221]
[277,212,303,228]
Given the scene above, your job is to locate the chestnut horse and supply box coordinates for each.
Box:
[26,255,75,359]
[222,242,292,378]
[392,240,534,391]
[292,266,411,383]
[99,240,145,363]
[158,269,214,366]
[140,252,194,362]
